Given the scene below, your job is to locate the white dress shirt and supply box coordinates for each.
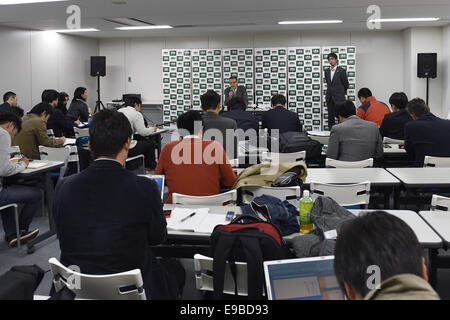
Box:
[0,127,26,192]
[118,106,156,137]
[330,66,337,82]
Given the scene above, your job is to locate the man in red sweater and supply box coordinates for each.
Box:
[356,88,391,126]
[155,110,237,203]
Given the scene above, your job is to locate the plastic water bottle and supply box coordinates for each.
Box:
[299,190,314,234]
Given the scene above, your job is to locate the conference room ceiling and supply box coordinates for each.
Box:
[0,0,449,38]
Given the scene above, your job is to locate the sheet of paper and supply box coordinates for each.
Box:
[27,161,48,169]
[64,138,77,146]
[166,208,209,232]
[196,214,228,233]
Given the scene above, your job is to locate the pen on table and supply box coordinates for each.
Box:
[180,212,196,223]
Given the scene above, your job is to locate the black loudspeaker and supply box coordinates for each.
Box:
[90,56,106,77]
[418,53,437,78]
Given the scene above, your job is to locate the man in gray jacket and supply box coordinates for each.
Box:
[327,100,383,162]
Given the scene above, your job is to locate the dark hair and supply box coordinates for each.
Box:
[228,97,246,111]
[200,90,221,111]
[271,94,287,107]
[10,106,24,118]
[407,98,429,118]
[327,53,338,60]
[229,76,238,81]
[58,92,69,103]
[177,110,203,135]
[73,87,87,101]
[334,211,424,298]
[336,100,357,118]
[42,89,59,104]
[89,109,132,159]
[29,103,53,117]
[124,96,142,108]
[0,112,22,132]
[358,88,373,99]
[3,91,16,103]
[389,92,408,110]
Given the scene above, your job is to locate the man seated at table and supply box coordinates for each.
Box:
[262,94,303,135]
[356,88,391,126]
[222,97,259,134]
[118,96,158,170]
[0,91,18,115]
[12,103,65,159]
[53,109,180,299]
[379,92,413,140]
[44,89,78,138]
[327,100,383,162]
[334,211,439,300]
[404,98,450,167]
[155,110,237,203]
[0,113,40,247]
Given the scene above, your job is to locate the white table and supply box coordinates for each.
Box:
[383,144,407,154]
[308,131,330,145]
[304,168,401,187]
[418,211,450,247]
[387,168,450,188]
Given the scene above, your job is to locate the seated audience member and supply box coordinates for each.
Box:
[118,96,158,170]
[404,98,450,167]
[222,97,259,134]
[379,92,413,140]
[334,211,439,300]
[10,106,24,118]
[57,92,70,116]
[67,87,90,123]
[53,109,180,299]
[262,94,302,135]
[155,110,237,203]
[12,103,65,159]
[44,89,77,138]
[356,88,391,126]
[201,90,237,159]
[327,100,383,161]
[0,92,18,114]
[0,113,40,247]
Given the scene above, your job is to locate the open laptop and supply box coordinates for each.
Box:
[139,175,165,200]
[263,256,346,300]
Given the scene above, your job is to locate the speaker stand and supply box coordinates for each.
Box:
[426,77,430,106]
[94,74,105,114]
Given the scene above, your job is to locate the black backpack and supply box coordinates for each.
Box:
[278,131,322,160]
[209,215,288,300]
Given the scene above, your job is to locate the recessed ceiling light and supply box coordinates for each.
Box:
[0,0,68,4]
[115,25,173,30]
[46,28,100,33]
[368,17,440,23]
[278,20,343,25]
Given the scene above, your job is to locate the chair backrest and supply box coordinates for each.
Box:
[261,151,306,163]
[74,127,89,138]
[194,254,249,296]
[383,137,405,145]
[423,156,450,168]
[325,158,374,168]
[39,145,79,172]
[431,194,450,211]
[309,181,371,206]
[9,145,21,157]
[47,129,55,138]
[48,257,146,300]
[241,186,301,207]
[172,190,237,206]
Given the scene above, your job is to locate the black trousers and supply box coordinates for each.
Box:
[326,98,337,130]
[128,140,156,170]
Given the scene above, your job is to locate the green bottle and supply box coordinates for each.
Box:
[299,190,314,234]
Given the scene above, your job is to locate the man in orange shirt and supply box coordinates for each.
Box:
[356,88,391,126]
[155,110,237,203]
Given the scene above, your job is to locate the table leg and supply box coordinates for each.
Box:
[429,248,438,288]
[27,171,57,253]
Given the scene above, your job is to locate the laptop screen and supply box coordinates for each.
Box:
[139,175,165,200]
[264,256,346,300]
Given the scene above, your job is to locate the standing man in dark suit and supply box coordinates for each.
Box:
[404,98,450,167]
[262,94,303,136]
[324,53,349,130]
[53,109,182,299]
[224,76,249,108]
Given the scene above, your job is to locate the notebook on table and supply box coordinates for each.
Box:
[263,256,346,300]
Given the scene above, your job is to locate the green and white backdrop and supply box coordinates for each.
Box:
[162,46,356,130]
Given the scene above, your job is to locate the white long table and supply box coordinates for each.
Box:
[304,168,401,187]
[418,211,450,247]
[387,168,450,188]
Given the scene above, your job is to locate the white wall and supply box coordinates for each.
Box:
[99,31,405,107]
[442,25,450,119]
[0,27,99,112]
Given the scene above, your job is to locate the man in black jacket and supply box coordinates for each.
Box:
[0,92,18,114]
[222,97,259,133]
[324,53,349,130]
[404,98,450,167]
[44,89,77,138]
[379,92,413,140]
[262,94,303,136]
[53,109,173,299]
